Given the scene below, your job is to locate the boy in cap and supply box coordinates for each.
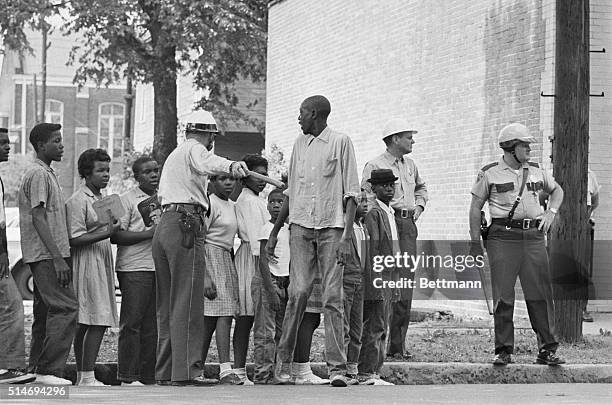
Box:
[358,169,400,385]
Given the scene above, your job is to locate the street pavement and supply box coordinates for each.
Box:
[4,384,611,405]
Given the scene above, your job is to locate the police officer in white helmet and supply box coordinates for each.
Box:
[469,123,565,366]
[153,110,248,385]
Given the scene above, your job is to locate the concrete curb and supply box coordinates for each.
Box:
[68,362,612,385]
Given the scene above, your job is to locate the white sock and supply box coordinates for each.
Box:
[76,371,82,385]
[292,362,310,377]
[80,371,95,384]
[219,362,232,377]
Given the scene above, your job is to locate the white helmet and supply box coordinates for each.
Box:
[498,123,536,148]
[382,118,418,139]
[185,110,219,134]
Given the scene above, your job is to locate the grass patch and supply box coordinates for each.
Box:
[24,312,612,365]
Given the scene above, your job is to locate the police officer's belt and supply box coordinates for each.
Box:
[491,218,541,230]
[162,203,206,215]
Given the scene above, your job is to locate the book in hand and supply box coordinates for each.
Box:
[92,194,126,225]
[137,193,161,227]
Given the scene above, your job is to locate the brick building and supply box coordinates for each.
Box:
[0,28,131,199]
[265,0,612,312]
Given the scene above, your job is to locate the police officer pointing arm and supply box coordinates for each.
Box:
[152,111,248,385]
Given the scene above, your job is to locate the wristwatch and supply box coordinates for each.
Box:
[549,207,558,214]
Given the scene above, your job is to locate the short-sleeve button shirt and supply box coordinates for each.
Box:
[471,156,557,220]
[18,159,71,262]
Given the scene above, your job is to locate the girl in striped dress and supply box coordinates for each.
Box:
[233,154,269,385]
[199,174,240,384]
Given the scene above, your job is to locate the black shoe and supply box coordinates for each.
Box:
[536,350,565,366]
[0,369,37,384]
[387,352,413,360]
[156,380,172,386]
[171,379,216,386]
[493,352,511,366]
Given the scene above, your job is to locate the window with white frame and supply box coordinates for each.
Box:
[45,100,64,126]
[98,103,125,159]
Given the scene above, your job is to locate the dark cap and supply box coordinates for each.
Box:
[186,122,219,133]
[367,169,398,185]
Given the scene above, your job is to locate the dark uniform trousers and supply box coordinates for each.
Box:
[487,223,558,355]
[152,210,207,382]
[387,214,417,356]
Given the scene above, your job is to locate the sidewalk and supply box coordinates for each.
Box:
[23,301,612,385]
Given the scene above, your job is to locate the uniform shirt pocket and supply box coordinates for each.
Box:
[494,182,515,193]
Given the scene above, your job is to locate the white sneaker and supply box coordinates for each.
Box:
[293,372,330,385]
[79,379,109,386]
[240,376,254,386]
[33,374,72,385]
[370,378,394,386]
[121,381,145,386]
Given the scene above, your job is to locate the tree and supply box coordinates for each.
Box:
[550,0,590,342]
[65,0,268,164]
[0,0,53,53]
[2,1,267,165]
[1,1,60,121]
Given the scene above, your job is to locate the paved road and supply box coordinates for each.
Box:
[5,384,610,405]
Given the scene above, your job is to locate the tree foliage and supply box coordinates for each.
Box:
[2,1,268,164]
[65,0,267,163]
[0,0,56,53]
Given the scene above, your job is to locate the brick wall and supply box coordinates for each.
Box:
[266,0,552,240]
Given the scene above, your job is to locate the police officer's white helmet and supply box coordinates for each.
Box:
[498,123,537,149]
[382,118,418,140]
[185,110,219,134]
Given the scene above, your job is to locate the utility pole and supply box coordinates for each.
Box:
[550,0,590,342]
[40,15,49,123]
[33,74,38,123]
[124,71,134,153]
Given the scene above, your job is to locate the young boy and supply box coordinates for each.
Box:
[343,191,368,383]
[18,123,77,385]
[258,189,329,385]
[254,188,288,384]
[111,156,160,385]
[358,169,400,385]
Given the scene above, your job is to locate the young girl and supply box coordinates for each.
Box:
[199,174,240,384]
[66,149,120,386]
[233,154,269,385]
